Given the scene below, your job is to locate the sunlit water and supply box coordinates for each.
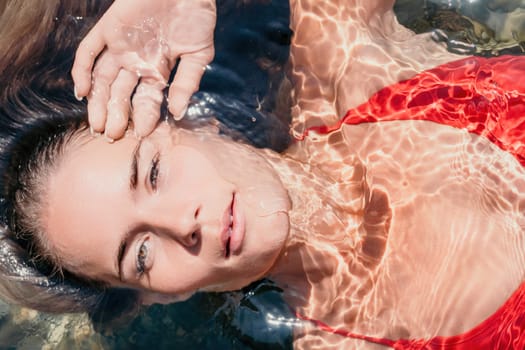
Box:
[1,0,525,349]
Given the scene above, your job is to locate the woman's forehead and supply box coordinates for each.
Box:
[43,135,138,278]
[55,135,137,197]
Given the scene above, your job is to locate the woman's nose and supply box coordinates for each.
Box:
[140,199,202,248]
[179,227,200,248]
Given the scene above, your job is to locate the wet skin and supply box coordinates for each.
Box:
[45,124,290,302]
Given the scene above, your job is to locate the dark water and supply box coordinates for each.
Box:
[0,0,523,349]
[100,280,294,349]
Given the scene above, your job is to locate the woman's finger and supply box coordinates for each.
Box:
[168,51,213,120]
[71,27,106,99]
[131,78,165,138]
[87,55,121,133]
[105,70,139,141]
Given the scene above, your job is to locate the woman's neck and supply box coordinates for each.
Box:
[259,147,378,311]
[258,144,391,325]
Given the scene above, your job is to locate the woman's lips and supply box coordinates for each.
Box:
[220,200,232,258]
[229,192,245,255]
[221,193,245,258]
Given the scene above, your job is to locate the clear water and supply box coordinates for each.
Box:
[1,0,524,349]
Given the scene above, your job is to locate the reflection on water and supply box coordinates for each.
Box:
[1,0,524,349]
[396,0,525,55]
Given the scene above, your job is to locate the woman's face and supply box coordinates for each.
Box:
[44,124,290,301]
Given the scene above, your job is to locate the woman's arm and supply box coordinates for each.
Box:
[288,0,397,136]
[287,0,460,137]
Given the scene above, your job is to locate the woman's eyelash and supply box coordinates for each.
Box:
[149,152,160,191]
[136,238,150,277]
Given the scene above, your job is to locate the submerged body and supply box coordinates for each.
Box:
[270,3,525,347]
[272,55,525,348]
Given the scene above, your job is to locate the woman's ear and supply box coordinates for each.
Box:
[140,291,194,305]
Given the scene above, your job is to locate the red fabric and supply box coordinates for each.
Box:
[300,56,525,349]
[305,56,525,167]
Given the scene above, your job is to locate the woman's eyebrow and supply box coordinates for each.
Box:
[116,226,145,281]
[116,237,129,282]
[129,139,143,191]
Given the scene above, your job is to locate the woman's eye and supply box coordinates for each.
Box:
[149,153,160,191]
[136,239,150,277]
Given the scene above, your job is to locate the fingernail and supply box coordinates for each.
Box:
[133,129,143,140]
[173,106,188,121]
[74,86,83,101]
[89,126,101,136]
[104,133,114,143]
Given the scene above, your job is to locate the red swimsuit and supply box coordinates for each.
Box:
[301,56,525,349]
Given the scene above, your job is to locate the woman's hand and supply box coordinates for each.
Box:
[72,0,216,140]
